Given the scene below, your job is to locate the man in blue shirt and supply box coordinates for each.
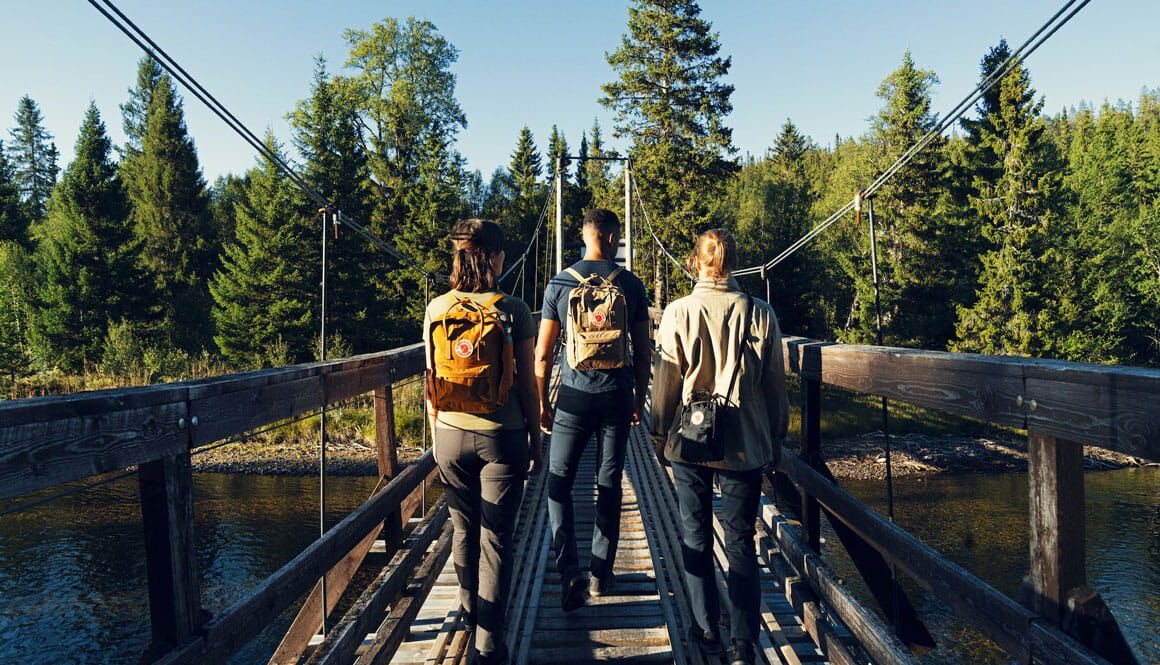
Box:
[534,208,652,611]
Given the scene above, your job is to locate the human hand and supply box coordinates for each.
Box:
[650,432,669,467]
[540,406,555,434]
[528,430,544,475]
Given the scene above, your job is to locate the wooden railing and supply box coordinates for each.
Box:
[0,342,437,665]
[775,336,1157,665]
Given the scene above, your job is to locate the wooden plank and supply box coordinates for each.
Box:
[162,452,437,665]
[0,398,188,500]
[268,476,393,665]
[307,503,450,665]
[138,451,201,660]
[778,448,1037,661]
[1028,434,1086,625]
[800,376,821,553]
[355,522,455,665]
[1029,620,1117,665]
[761,501,916,665]
[1025,364,1160,460]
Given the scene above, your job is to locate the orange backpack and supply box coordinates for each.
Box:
[426,294,515,414]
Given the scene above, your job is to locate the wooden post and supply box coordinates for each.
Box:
[801,376,822,553]
[1027,433,1085,625]
[374,386,400,478]
[138,451,201,656]
[375,385,405,557]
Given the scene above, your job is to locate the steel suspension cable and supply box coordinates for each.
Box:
[629,174,695,281]
[87,0,441,281]
[733,0,1091,277]
[500,179,556,285]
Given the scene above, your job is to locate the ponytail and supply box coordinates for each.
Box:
[449,219,505,292]
[687,228,736,279]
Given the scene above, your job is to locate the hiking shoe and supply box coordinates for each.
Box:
[561,574,588,612]
[476,645,509,665]
[728,638,755,665]
[589,573,614,597]
[688,626,725,656]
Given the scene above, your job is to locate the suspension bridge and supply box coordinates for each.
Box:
[2,0,1156,663]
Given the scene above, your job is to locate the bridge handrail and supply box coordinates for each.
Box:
[0,342,425,501]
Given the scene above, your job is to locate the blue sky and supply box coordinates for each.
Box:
[3,1,1158,183]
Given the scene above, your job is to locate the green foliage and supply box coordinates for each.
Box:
[6,95,59,224]
[210,134,318,367]
[0,241,33,384]
[122,73,216,352]
[27,103,149,370]
[601,0,737,300]
[0,143,26,245]
[338,17,470,345]
[952,49,1064,356]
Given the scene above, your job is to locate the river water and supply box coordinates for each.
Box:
[0,469,1156,664]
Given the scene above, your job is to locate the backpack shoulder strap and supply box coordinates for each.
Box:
[606,267,624,283]
[564,268,585,282]
[484,293,505,308]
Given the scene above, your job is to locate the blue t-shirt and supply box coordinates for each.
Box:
[541,260,650,394]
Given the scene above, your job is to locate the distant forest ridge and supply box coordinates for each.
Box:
[2,2,1158,399]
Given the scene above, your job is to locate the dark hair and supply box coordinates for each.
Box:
[583,208,620,236]
[686,228,737,278]
[449,219,504,292]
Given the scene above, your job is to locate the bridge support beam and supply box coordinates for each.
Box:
[138,451,202,659]
[1027,433,1085,626]
[800,376,822,553]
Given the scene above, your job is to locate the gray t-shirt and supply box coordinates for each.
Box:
[541,260,649,394]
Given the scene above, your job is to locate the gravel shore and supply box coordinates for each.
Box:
[190,432,1150,480]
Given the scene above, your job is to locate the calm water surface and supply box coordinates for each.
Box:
[825,468,1159,664]
[0,469,1156,664]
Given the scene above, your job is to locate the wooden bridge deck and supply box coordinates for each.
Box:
[385,411,842,665]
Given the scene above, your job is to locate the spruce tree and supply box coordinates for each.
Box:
[0,144,27,245]
[291,55,379,352]
[601,0,737,300]
[210,134,317,367]
[123,73,216,352]
[27,103,148,370]
[6,95,59,223]
[581,119,616,209]
[0,242,33,386]
[121,55,164,158]
[952,48,1063,356]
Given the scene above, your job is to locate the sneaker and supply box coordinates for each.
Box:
[687,626,725,656]
[561,574,588,612]
[727,638,755,665]
[589,573,614,597]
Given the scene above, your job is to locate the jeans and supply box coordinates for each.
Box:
[434,427,528,656]
[547,385,632,581]
[672,461,763,643]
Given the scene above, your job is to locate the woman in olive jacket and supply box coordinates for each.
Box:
[650,229,789,665]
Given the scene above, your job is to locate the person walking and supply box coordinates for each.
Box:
[425,218,542,665]
[534,207,652,611]
[650,228,789,665]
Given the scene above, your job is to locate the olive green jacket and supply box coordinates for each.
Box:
[650,278,789,470]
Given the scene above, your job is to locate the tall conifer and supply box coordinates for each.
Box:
[953,47,1063,356]
[601,0,736,300]
[210,135,316,366]
[28,103,148,369]
[0,144,26,245]
[6,96,59,223]
[124,73,216,351]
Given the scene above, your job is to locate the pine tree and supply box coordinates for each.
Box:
[210,134,317,367]
[6,95,59,223]
[121,55,164,158]
[291,55,380,353]
[0,143,27,245]
[581,119,616,209]
[123,73,216,352]
[27,103,150,370]
[601,0,737,300]
[952,47,1063,356]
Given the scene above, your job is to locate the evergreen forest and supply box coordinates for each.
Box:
[3,2,1159,399]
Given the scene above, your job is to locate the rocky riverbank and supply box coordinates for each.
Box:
[191,431,1151,479]
[799,432,1151,481]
